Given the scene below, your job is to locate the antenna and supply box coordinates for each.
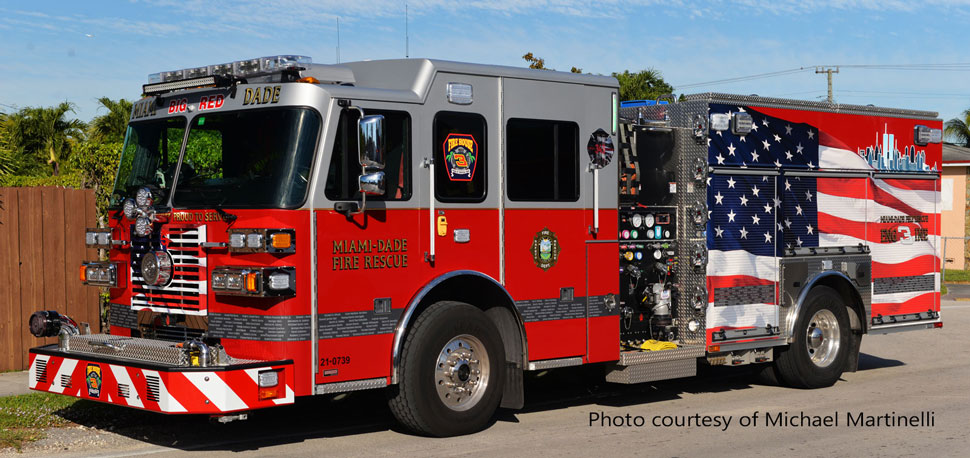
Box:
[336,17,341,64]
[405,3,409,58]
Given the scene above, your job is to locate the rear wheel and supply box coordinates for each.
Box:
[388,301,505,436]
[775,286,850,388]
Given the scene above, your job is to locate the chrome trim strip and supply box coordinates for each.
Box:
[527,357,583,371]
[710,337,788,353]
[314,377,387,395]
[710,167,780,176]
[870,320,942,334]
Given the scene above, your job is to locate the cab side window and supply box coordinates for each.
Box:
[434,112,487,202]
[506,118,579,201]
[325,109,412,201]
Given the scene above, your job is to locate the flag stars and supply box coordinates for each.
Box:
[785,179,791,191]
[763,203,773,214]
[774,159,782,168]
[795,204,803,215]
[727,143,736,156]
[727,209,737,222]
[716,153,725,165]
[807,161,815,169]
[796,143,804,154]
[773,197,782,208]
[773,134,782,143]
[777,221,784,232]
[784,218,792,228]
[739,226,749,239]
[752,214,761,225]
[762,118,769,127]
[739,194,749,206]
[785,150,794,161]
[806,224,814,235]
[715,226,724,238]
[785,124,793,135]
[764,232,772,243]
[726,177,737,188]
[762,139,771,151]
[751,185,760,197]
[805,190,813,201]
[807,129,815,139]
[714,191,724,205]
[796,237,804,247]
[750,122,759,132]
[751,150,760,162]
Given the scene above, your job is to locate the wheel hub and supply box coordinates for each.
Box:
[805,309,841,368]
[435,335,489,412]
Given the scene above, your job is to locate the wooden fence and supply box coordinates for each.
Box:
[0,187,100,372]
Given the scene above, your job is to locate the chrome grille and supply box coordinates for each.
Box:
[131,225,208,314]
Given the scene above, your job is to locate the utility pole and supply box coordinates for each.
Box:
[815,66,839,103]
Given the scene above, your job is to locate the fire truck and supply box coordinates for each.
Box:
[27,56,943,437]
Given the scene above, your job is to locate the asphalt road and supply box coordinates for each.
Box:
[7,301,970,457]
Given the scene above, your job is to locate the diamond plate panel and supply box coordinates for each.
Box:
[617,345,705,366]
[605,357,697,384]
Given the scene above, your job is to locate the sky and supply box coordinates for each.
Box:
[1,0,970,129]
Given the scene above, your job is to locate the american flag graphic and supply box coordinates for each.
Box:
[705,104,939,335]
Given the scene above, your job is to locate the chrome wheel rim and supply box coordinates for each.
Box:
[805,309,840,368]
[435,334,489,412]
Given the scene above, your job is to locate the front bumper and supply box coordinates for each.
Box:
[28,345,294,414]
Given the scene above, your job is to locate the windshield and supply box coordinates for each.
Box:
[172,108,321,209]
[111,118,186,207]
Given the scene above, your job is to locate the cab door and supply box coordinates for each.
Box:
[421,74,502,281]
[500,78,590,362]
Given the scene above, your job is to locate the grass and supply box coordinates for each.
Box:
[943,269,970,283]
[0,393,81,451]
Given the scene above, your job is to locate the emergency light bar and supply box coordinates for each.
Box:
[147,55,311,85]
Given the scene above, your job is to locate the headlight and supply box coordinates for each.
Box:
[134,217,153,237]
[135,187,154,207]
[227,229,295,254]
[85,228,112,248]
[245,233,264,249]
[141,251,173,287]
[212,266,296,297]
[80,262,121,287]
[123,198,137,219]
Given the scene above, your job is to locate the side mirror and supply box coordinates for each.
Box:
[359,171,385,196]
[358,115,385,170]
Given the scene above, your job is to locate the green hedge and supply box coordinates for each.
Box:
[0,173,83,188]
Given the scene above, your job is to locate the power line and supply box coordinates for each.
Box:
[675,62,970,90]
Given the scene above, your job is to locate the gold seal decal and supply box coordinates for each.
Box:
[530,228,560,271]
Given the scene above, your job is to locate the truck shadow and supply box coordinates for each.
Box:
[52,353,899,451]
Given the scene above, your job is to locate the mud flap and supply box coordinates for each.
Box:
[844,331,862,373]
[500,361,523,409]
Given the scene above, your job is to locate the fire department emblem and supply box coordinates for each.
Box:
[86,364,102,398]
[530,228,560,271]
[442,133,478,181]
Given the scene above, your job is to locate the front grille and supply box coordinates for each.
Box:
[131,225,208,313]
[145,376,160,402]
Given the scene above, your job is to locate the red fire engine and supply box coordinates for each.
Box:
[27,56,943,436]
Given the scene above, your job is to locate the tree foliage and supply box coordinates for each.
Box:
[522,52,582,73]
[521,52,674,100]
[70,140,122,224]
[944,108,970,147]
[89,97,132,143]
[6,102,86,176]
[0,114,16,177]
[611,69,675,102]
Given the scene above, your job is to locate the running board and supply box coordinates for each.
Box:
[605,346,704,384]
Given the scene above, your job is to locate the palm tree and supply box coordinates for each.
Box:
[8,102,86,175]
[0,114,15,177]
[89,97,132,143]
[945,108,970,147]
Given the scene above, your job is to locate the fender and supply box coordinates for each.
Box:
[784,269,869,342]
[389,270,528,384]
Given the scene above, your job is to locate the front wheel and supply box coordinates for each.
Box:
[388,301,505,436]
[775,286,850,388]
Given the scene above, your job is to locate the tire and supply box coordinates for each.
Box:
[388,301,505,436]
[775,286,851,388]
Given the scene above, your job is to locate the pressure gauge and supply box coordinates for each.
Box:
[643,213,655,228]
[631,214,643,228]
[653,249,663,260]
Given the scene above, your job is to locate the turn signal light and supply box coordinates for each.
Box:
[934,322,943,328]
[79,265,87,282]
[227,229,296,254]
[244,272,260,293]
[258,385,280,400]
[270,232,292,250]
[211,266,295,297]
[708,345,721,353]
